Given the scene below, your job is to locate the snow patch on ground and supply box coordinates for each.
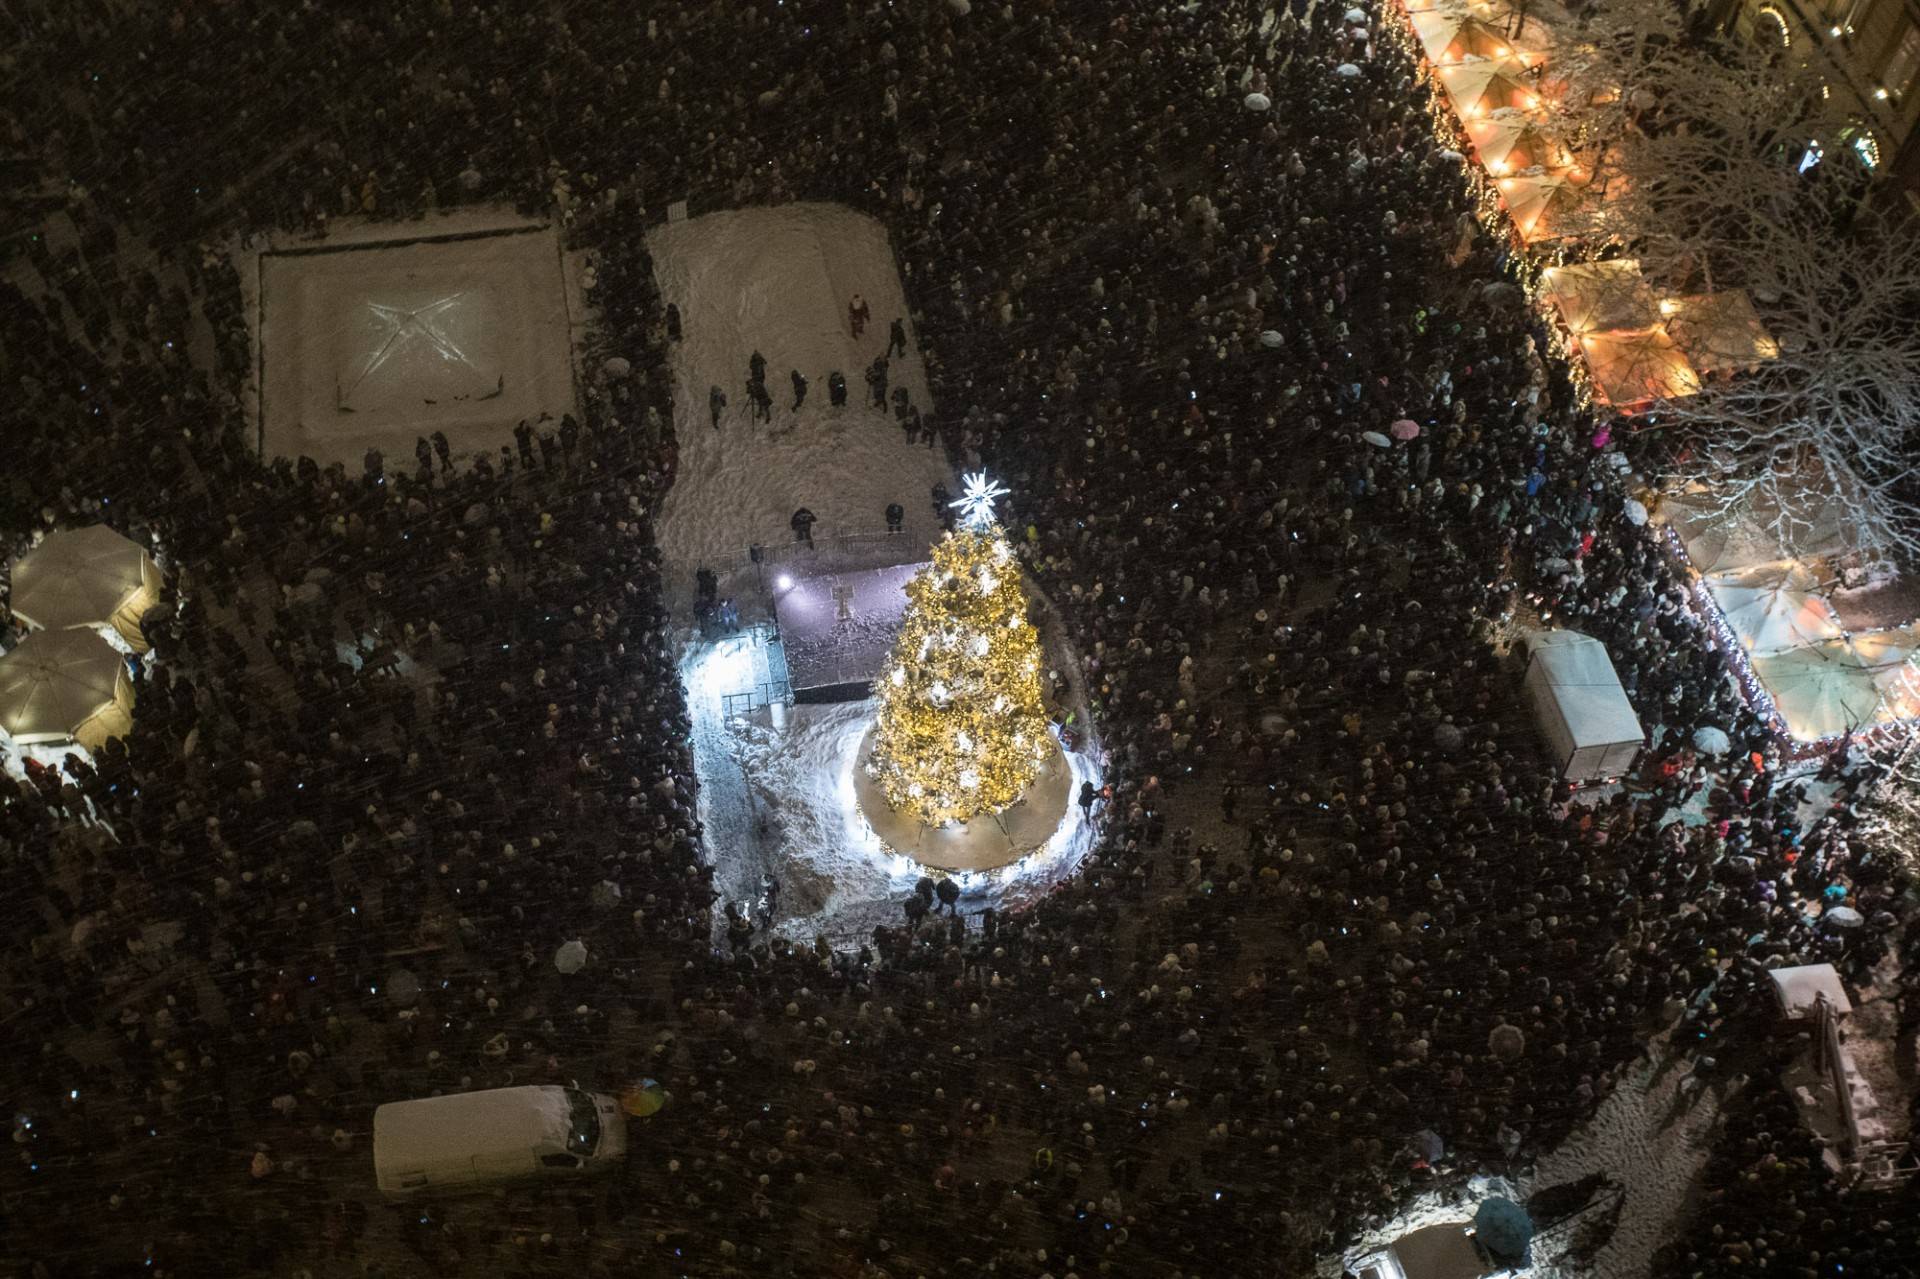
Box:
[681,636,1098,948]
[244,209,577,466]
[647,203,951,572]
[1323,1041,1732,1279]
[1525,1045,1736,1279]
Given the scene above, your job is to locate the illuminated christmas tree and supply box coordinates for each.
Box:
[869,473,1051,826]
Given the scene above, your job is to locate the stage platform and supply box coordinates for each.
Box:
[772,561,924,700]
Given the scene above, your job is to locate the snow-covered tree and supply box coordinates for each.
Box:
[869,474,1051,827]
[1546,0,1920,566]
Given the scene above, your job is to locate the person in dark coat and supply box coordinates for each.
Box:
[790,507,816,544]
[791,369,808,411]
[665,302,682,341]
[709,386,726,429]
[828,370,848,407]
[885,502,904,533]
[888,317,908,357]
[866,356,889,408]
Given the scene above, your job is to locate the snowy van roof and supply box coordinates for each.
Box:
[374,1085,572,1172]
[1767,964,1851,1019]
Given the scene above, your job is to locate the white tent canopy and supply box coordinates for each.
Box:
[1521,630,1644,782]
[1752,640,1888,741]
[8,524,163,652]
[0,627,135,751]
[1705,562,1844,656]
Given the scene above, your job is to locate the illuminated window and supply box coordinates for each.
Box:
[1756,5,1792,46]
[1885,23,1920,100]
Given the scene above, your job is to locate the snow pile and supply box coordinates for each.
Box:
[647,204,951,571]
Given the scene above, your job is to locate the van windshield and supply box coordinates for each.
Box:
[565,1088,602,1156]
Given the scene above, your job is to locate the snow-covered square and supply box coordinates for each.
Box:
[256,223,575,466]
[647,203,950,573]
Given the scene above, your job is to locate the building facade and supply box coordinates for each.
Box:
[1728,0,1920,204]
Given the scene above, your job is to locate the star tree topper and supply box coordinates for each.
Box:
[949,471,1011,531]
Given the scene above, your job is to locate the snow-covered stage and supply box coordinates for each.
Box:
[253,215,577,466]
[773,561,923,698]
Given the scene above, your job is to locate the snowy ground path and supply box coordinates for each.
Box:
[647,204,952,578]
[1524,1043,1738,1278]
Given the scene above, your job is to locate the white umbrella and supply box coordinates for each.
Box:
[1823,905,1865,929]
[602,356,632,378]
[1438,149,1466,163]
[1706,565,1842,656]
[1691,726,1732,755]
[1752,641,1887,742]
[1335,62,1363,77]
[1488,1023,1526,1060]
[1244,92,1272,112]
[1621,498,1649,526]
[0,628,135,751]
[554,939,589,974]
[1361,430,1393,448]
[590,880,623,908]
[1259,330,1284,349]
[947,0,971,12]
[9,524,164,652]
[1345,6,1369,21]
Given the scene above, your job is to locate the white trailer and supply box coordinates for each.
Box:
[1522,630,1644,785]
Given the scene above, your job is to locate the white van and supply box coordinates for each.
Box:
[374,1085,627,1198]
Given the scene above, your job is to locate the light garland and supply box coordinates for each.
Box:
[868,506,1050,827]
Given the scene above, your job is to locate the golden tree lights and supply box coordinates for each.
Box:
[869,474,1050,826]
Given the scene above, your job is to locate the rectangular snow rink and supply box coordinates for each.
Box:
[647,203,951,573]
[257,224,575,466]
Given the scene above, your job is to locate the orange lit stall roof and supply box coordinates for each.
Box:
[1411,8,1550,64]
[1494,168,1588,242]
[1539,259,1660,333]
[1465,109,1571,174]
[1576,327,1701,407]
[1404,0,1526,19]
[1437,56,1551,117]
[1661,290,1780,374]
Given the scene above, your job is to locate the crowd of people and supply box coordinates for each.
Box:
[1,0,1914,1276]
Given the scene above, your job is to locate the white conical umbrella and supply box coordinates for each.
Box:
[9,524,163,652]
[554,939,589,974]
[0,628,134,751]
[1752,641,1887,742]
[1244,91,1272,112]
[1705,563,1842,656]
